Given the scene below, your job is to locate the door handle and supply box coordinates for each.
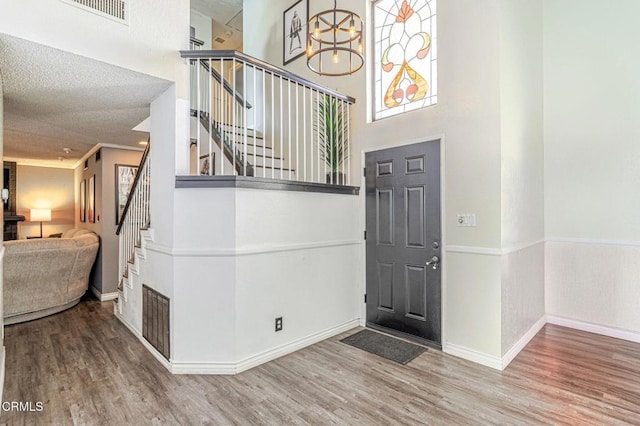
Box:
[426,255,440,270]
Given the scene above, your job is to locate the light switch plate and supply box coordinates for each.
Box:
[457,214,476,227]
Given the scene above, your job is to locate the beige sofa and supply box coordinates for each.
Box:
[3,229,99,325]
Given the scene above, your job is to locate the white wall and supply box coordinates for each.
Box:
[245,0,506,360]
[233,190,361,362]
[16,165,75,238]
[498,0,545,355]
[167,187,361,371]
[544,0,640,334]
[0,0,190,96]
[190,10,212,49]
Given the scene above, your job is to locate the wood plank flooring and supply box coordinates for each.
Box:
[2,299,640,425]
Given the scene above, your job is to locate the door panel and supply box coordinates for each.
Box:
[405,186,425,248]
[376,189,394,245]
[365,140,441,346]
[377,261,395,311]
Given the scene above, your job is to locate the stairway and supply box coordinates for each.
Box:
[192,111,296,180]
[115,227,154,330]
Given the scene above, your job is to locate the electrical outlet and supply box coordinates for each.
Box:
[275,317,283,332]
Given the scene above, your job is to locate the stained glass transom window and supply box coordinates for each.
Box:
[373,0,437,120]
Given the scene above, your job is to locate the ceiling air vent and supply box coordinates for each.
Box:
[215,37,226,44]
[60,0,128,23]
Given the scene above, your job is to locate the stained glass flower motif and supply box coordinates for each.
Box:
[374,0,437,120]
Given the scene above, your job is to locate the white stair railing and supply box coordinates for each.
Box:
[116,144,150,287]
[181,50,355,186]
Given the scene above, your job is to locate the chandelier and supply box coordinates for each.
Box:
[307,0,364,77]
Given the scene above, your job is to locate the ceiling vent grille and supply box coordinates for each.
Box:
[61,0,127,22]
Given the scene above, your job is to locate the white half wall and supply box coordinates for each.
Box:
[546,240,640,333]
[501,243,545,355]
[168,187,361,370]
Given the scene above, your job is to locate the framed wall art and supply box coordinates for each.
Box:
[88,175,95,223]
[199,153,215,176]
[80,179,86,222]
[283,0,308,65]
[115,164,138,225]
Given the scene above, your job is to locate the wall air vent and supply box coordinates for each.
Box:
[60,0,128,23]
[143,285,170,360]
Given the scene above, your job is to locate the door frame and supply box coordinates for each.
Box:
[361,134,447,349]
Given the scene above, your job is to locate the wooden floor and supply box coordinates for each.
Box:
[3,300,640,425]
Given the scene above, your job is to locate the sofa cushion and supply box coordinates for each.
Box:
[62,228,92,238]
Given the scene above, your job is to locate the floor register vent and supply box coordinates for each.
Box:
[143,285,170,360]
[61,0,127,22]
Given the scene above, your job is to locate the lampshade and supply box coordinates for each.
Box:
[31,208,51,222]
[307,0,364,77]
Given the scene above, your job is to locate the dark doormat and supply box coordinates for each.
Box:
[341,329,427,365]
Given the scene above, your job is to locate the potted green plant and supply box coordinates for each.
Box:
[317,94,348,185]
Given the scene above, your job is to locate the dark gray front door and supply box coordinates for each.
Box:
[365,140,441,347]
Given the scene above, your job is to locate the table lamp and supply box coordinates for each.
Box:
[31,208,51,238]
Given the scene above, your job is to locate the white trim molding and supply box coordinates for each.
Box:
[116,310,359,375]
[172,319,360,375]
[443,343,503,370]
[147,239,363,258]
[445,239,544,257]
[91,286,119,302]
[116,311,173,372]
[546,315,640,344]
[234,319,360,374]
[501,315,546,369]
[546,237,640,248]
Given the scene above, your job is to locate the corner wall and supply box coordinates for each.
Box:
[544,0,640,335]
[498,0,545,357]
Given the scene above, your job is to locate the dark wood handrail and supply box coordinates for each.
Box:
[180,50,356,104]
[116,142,150,236]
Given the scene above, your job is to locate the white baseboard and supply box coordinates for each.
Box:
[443,343,502,370]
[91,286,118,302]
[116,309,359,375]
[501,315,546,369]
[546,315,640,344]
[0,346,5,403]
[115,311,173,373]
[171,319,360,375]
[234,319,360,374]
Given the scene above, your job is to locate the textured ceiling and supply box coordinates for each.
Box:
[0,34,172,168]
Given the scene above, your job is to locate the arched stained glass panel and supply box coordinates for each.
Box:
[373,0,437,120]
